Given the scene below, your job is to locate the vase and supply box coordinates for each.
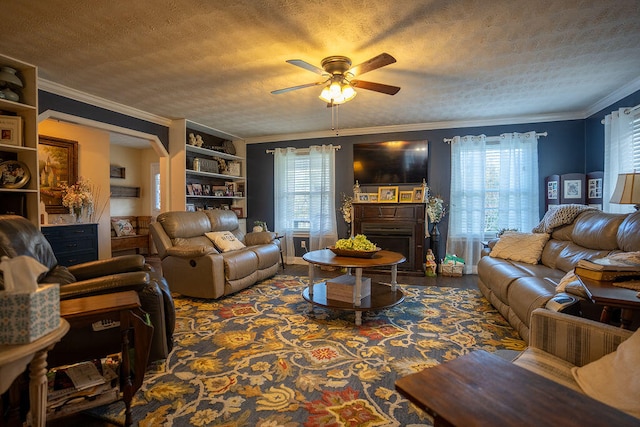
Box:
[73,207,84,223]
[430,223,440,263]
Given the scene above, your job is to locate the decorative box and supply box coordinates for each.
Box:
[226,161,241,177]
[441,264,464,277]
[0,284,60,345]
[326,274,371,303]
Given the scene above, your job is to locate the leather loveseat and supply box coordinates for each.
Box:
[0,214,175,362]
[477,207,640,342]
[150,210,280,299]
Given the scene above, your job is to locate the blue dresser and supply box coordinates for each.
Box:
[41,223,99,266]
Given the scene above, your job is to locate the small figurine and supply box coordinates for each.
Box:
[195,134,204,147]
[425,248,437,277]
[188,133,197,146]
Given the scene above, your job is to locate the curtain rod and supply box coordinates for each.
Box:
[443,132,547,144]
[266,145,341,154]
[600,103,640,124]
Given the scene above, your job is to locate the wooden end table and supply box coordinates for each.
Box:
[51,291,154,426]
[577,275,640,329]
[0,319,69,427]
[302,249,406,325]
[395,350,638,426]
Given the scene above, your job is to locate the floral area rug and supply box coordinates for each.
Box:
[88,275,525,426]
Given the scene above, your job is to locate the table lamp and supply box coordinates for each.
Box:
[610,172,640,210]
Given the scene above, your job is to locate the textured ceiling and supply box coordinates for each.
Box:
[1,0,639,142]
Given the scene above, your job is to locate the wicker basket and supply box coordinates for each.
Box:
[441,264,464,277]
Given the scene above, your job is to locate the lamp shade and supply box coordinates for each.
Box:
[610,173,640,208]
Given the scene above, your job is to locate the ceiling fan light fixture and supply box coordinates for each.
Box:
[318,79,356,104]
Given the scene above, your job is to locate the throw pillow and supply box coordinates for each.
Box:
[205,231,245,252]
[111,219,135,237]
[489,232,550,264]
[572,328,640,419]
[554,269,589,299]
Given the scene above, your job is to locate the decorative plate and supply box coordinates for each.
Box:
[329,246,381,258]
[0,160,30,189]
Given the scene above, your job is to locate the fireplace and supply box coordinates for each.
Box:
[353,203,425,273]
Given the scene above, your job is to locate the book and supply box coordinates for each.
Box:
[576,258,640,272]
[575,266,640,282]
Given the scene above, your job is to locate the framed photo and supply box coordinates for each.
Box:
[38,135,78,214]
[225,181,237,195]
[0,115,22,146]
[230,206,243,218]
[378,186,399,203]
[563,179,582,199]
[399,191,413,203]
[186,203,196,212]
[357,193,370,202]
[202,184,211,196]
[412,187,425,202]
[187,184,194,195]
[369,193,379,202]
[192,183,203,195]
[109,165,125,179]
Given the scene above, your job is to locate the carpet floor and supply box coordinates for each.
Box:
[84,274,525,427]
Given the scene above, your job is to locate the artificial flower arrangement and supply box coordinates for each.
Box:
[61,178,94,217]
[426,195,447,223]
[339,193,353,224]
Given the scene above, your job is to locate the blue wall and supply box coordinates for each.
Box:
[247,88,640,247]
[38,90,170,151]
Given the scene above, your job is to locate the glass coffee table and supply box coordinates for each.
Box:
[302,249,406,325]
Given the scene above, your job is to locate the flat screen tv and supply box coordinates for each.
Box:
[353,140,428,185]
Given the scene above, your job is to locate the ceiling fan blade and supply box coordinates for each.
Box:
[271,81,325,95]
[351,80,401,95]
[348,53,396,76]
[286,59,327,75]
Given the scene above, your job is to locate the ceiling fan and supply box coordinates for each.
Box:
[271,53,400,105]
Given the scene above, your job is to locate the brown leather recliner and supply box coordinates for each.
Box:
[0,215,175,362]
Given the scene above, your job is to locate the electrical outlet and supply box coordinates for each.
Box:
[301,241,306,249]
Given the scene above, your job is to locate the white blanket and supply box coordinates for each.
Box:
[532,204,597,233]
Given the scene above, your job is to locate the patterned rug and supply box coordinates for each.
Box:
[89,275,525,426]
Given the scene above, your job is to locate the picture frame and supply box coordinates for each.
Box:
[192,183,203,195]
[378,186,399,203]
[563,179,582,199]
[369,193,379,202]
[0,160,30,189]
[412,187,425,202]
[0,115,22,147]
[186,203,196,212]
[399,191,414,203]
[357,193,370,202]
[230,206,243,218]
[38,135,78,214]
[109,165,125,179]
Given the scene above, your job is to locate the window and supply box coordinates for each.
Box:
[274,145,338,261]
[447,132,540,273]
[150,163,161,214]
[603,105,640,213]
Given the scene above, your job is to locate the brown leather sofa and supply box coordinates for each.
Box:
[150,210,281,299]
[0,215,175,362]
[477,209,640,342]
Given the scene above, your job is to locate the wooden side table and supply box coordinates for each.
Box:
[395,350,638,426]
[50,291,153,427]
[577,275,640,329]
[0,320,69,427]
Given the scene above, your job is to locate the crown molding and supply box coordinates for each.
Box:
[244,111,584,144]
[38,78,173,127]
[583,76,640,118]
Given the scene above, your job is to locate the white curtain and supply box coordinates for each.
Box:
[308,145,338,250]
[274,145,337,263]
[603,108,635,213]
[447,132,539,274]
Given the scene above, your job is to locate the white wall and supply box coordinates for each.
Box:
[38,120,112,258]
[110,144,155,216]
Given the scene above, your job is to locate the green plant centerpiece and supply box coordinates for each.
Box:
[331,234,380,258]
